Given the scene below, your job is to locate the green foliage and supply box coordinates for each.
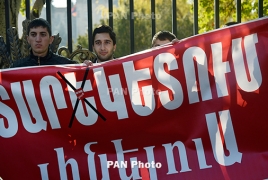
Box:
[190,0,268,34]
[75,33,89,50]
[112,0,132,57]
[20,0,27,15]
[264,1,268,16]
[176,0,194,39]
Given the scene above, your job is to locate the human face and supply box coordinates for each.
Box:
[93,33,116,62]
[152,39,171,47]
[27,26,54,57]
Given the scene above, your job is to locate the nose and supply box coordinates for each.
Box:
[100,43,105,50]
[36,34,41,41]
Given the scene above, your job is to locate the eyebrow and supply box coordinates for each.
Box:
[30,31,47,34]
[94,39,112,43]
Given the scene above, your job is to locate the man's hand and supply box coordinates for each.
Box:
[171,38,180,44]
[83,60,93,66]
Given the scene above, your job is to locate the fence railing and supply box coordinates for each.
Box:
[3,0,266,57]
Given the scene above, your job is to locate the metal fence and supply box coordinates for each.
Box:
[3,0,265,56]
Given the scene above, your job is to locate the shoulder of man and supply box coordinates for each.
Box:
[10,56,32,68]
[50,54,79,64]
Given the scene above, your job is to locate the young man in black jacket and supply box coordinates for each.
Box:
[10,18,78,68]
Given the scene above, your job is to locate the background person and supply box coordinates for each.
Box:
[10,18,78,68]
[92,25,116,63]
[151,30,178,48]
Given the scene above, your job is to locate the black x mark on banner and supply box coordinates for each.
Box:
[57,67,106,128]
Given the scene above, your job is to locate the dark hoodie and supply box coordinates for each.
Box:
[10,49,78,68]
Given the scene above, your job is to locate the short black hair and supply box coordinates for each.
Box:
[92,25,116,45]
[224,21,239,26]
[152,31,176,46]
[27,18,52,36]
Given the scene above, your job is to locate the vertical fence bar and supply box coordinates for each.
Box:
[46,0,52,25]
[151,0,156,39]
[67,0,73,52]
[172,0,177,36]
[129,0,134,53]
[25,0,30,19]
[4,0,10,53]
[236,0,241,23]
[214,0,219,29]
[87,0,93,51]
[193,0,198,35]
[258,0,263,17]
[4,0,10,30]
[109,0,113,28]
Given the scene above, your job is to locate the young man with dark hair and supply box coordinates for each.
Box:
[151,30,177,47]
[91,25,116,63]
[11,18,78,67]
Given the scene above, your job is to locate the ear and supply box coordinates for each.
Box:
[49,35,54,44]
[113,44,116,52]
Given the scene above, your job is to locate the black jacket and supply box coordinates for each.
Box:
[10,49,78,68]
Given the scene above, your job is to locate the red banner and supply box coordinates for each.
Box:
[1,17,268,180]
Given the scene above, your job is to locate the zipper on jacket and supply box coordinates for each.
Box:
[38,56,40,65]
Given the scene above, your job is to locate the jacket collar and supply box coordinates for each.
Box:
[30,49,53,61]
